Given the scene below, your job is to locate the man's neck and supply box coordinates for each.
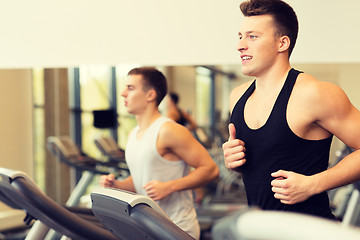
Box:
[254,63,292,94]
[135,108,162,132]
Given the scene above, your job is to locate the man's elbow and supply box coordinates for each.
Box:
[209,163,220,182]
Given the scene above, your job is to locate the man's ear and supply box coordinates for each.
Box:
[278,36,290,53]
[146,89,157,102]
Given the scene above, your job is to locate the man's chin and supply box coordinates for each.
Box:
[241,69,255,77]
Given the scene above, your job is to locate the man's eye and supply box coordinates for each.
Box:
[249,35,257,39]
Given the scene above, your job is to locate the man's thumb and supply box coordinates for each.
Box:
[228,123,236,140]
[108,173,115,181]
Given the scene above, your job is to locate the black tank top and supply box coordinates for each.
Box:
[230,69,335,219]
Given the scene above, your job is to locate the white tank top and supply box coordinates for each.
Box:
[125,116,200,239]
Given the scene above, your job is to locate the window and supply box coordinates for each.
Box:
[32,68,45,190]
[115,65,138,149]
[195,66,213,127]
[77,65,113,158]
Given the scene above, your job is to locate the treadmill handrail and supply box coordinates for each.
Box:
[0,168,37,188]
[92,187,169,220]
[0,168,117,240]
[212,208,360,240]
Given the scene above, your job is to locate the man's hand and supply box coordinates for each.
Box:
[99,173,117,188]
[143,180,172,201]
[271,170,316,204]
[222,123,246,169]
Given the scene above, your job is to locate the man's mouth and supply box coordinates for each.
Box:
[241,55,253,61]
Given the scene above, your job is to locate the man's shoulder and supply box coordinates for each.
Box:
[159,118,185,135]
[158,119,194,148]
[293,72,349,115]
[295,72,340,97]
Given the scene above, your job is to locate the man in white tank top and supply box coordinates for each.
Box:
[100,67,219,240]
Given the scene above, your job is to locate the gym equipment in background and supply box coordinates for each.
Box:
[93,109,118,129]
[94,136,126,162]
[47,136,129,207]
[342,180,360,227]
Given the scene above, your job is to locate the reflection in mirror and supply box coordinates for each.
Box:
[32,63,360,200]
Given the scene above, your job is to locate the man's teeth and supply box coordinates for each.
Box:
[242,56,252,60]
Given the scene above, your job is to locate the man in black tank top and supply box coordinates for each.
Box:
[223,0,360,220]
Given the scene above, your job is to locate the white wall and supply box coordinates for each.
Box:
[169,66,197,115]
[0,70,33,223]
[0,0,360,68]
[0,71,33,173]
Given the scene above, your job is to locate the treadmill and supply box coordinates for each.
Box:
[211,207,360,240]
[94,136,126,162]
[0,167,117,240]
[90,186,360,240]
[91,187,195,240]
[47,136,129,207]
